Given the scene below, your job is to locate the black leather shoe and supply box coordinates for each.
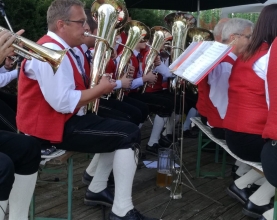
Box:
[158,135,172,147]
[145,143,162,156]
[248,183,260,194]
[109,208,158,220]
[226,182,252,204]
[82,171,115,188]
[242,200,273,219]
[258,216,267,220]
[84,188,114,207]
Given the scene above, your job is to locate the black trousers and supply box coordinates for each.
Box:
[225,129,266,162]
[0,97,17,132]
[261,140,277,188]
[98,96,149,125]
[128,90,175,117]
[0,131,41,200]
[37,114,141,154]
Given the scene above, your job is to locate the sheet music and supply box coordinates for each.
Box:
[170,41,232,85]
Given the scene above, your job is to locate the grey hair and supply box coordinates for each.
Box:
[213,18,230,39]
[47,0,84,31]
[221,18,254,43]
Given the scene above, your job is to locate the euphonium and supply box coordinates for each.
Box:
[184,27,214,94]
[164,12,196,92]
[86,0,128,101]
[88,3,120,113]
[141,26,172,93]
[115,20,150,101]
[0,26,67,73]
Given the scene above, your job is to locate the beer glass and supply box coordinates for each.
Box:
[156,148,173,187]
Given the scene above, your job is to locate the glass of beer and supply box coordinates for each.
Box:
[156,148,174,188]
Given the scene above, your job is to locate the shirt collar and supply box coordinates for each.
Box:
[133,49,139,57]
[47,31,75,52]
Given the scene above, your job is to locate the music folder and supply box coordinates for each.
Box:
[169,41,233,85]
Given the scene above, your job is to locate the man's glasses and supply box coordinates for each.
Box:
[234,33,252,39]
[65,19,87,27]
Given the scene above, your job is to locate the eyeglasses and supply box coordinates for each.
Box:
[233,33,252,39]
[65,19,87,27]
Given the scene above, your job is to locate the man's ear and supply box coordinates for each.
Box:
[56,20,66,32]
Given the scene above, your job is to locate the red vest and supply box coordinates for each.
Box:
[16,35,88,142]
[106,58,117,79]
[223,43,269,135]
[116,32,127,55]
[263,39,277,140]
[206,55,235,128]
[128,53,140,93]
[142,50,164,93]
[196,77,209,117]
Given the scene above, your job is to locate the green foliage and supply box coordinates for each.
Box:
[0,0,260,42]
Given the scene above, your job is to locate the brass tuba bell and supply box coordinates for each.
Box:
[88,3,120,113]
[141,26,172,93]
[115,20,150,101]
[0,26,67,73]
[164,12,196,92]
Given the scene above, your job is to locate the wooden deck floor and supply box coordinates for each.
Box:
[6,119,254,220]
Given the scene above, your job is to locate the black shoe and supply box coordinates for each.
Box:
[145,143,162,156]
[82,171,115,188]
[109,208,158,220]
[84,188,114,207]
[258,216,267,220]
[226,182,252,204]
[158,135,172,147]
[183,130,197,138]
[242,200,273,219]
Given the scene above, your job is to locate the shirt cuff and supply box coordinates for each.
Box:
[114,80,122,90]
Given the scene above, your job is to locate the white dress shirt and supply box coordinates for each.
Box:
[24,31,85,115]
[0,68,17,88]
[253,50,269,108]
[208,52,237,119]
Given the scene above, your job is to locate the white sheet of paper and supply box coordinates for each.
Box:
[143,161,180,168]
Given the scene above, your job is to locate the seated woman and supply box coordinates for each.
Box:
[222,5,277,219]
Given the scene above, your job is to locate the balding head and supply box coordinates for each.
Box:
[213,18,230,42]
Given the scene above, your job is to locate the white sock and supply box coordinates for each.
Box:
[235,163,251,177]
[235,169,263,189]
[148,115,167,146]
[263,208,274,220]
[183,108,197,131]
[249,180,275,206]
[89,152,115,193]
[254,177,266,186]
[138,123,143,129]
[0,200,8,220]
[235,160,242,166]
[86,154,100,177]
[9,172,37,220]
[112,148,137,217]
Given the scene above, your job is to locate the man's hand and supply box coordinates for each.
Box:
[153,55,161,67]
[98,74,116,94]
[0,29,24,63]
[142,71,157,84]
[121,73,133,89]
